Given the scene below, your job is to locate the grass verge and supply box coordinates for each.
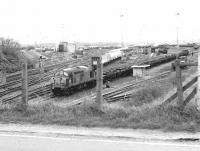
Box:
[0,100,200,132]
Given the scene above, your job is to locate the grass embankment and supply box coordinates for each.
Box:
[1,67,199,132]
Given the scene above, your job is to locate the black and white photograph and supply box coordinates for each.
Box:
[0,0,200,150]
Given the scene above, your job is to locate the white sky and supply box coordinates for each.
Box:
[0,0,199,45]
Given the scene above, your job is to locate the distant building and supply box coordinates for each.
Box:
[58,42,76,53]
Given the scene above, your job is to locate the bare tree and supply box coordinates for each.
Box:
[0,37,21,58]
[0,37,21,73]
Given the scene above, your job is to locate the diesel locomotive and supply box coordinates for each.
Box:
[51,65,96,95]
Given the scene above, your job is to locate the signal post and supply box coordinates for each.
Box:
[39,56,45,82]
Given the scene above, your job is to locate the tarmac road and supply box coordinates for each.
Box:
[0,133,200,151]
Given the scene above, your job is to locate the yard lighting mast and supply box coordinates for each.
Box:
[120,14,125,48]
[176,12,180,48]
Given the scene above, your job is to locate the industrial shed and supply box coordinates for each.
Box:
[131,65,150,78]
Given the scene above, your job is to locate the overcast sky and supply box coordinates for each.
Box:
[0,0,199,45]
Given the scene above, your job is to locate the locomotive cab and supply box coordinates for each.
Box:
[51,70,70,94]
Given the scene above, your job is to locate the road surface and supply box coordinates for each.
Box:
[0,133,199,151]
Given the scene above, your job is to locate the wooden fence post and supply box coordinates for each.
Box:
[197,49,200,110]
[175,59,184,109]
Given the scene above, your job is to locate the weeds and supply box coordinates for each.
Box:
[124,84,165,107]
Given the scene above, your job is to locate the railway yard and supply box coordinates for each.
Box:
[0,46,197,104]
[0,45,199,131]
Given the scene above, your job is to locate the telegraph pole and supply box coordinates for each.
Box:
[96,57,103,107]
[21,57,28,110]
[17,50,28,111]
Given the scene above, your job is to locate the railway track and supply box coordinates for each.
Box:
[0,48,119,95]
[0,54,177,102]
[1,83,52,104]
[58,71,173,107]
[1,56,91,92]
[1,70,172,105]
[0,75,52,98]
[1,49,192,104]
[103,71,171,102]
[5,58,82,83]
[103,53,198,103]
[5,48,109,83]
[1,50,111,102]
